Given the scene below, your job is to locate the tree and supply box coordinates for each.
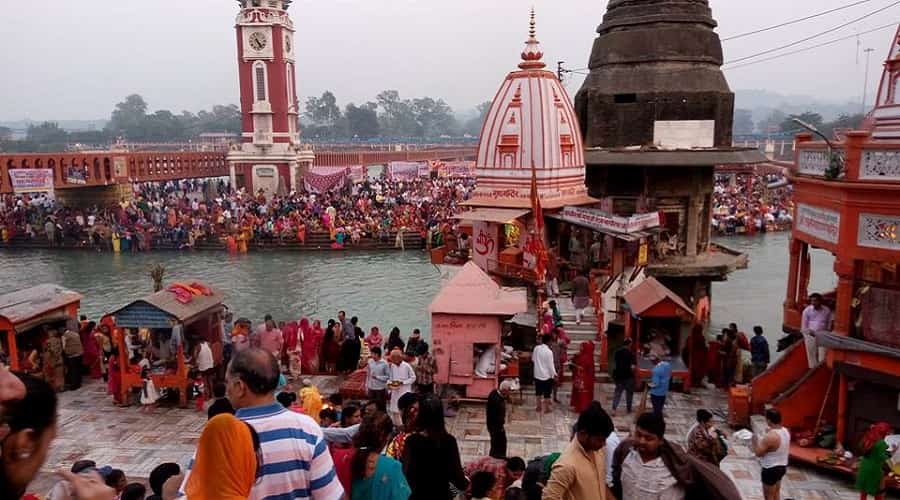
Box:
[780,111,824,133]
[304,91,342,126]
[412,97,458,137]
[345,102,380,139]
[26,122,69,145]
[733,109,754,136]
[106,94,150,139]
[464,100,492,136]
[375,90,418,137]
[819,113,865,139]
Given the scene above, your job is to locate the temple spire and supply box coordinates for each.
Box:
[519,8,545,70]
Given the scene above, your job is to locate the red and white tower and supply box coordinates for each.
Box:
[228,0,313,195]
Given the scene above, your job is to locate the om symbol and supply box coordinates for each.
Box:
[475,229,495,256]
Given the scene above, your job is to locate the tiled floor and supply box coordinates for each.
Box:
[28,378,887,499]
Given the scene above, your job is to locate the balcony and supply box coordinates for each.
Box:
[793,131,900,183]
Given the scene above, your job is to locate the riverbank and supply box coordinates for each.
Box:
[0,230,424,252]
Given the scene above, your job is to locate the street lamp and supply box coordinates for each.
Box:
[792,118,843,179]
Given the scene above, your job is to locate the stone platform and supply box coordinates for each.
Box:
[28,378,879,499]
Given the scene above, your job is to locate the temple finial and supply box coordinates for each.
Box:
[519,8,545,70]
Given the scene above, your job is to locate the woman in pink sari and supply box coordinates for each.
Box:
[365,326,383,351]
[302,318,325,373]
[569,341,596,413]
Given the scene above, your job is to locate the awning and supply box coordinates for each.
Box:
[814,331,900,361]
[453,208,530,224]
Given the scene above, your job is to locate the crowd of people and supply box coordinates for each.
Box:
[0,174,476,252]
[712,173,793,236]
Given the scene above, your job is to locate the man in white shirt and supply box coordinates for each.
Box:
[195,339,215,399]
[387,349,416,426]
[616,412,686,500]
[532,333,557,414]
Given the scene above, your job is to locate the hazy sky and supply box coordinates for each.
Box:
[2,0,897,120]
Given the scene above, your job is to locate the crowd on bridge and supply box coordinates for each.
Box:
[711,173,793,236]
[0,174,476,252]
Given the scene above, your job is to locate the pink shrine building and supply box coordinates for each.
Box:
[457,13,598,280]
[227,0,314,195]
[429,262,528,398]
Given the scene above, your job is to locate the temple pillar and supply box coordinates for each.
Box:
[785,237,802,309]
[833,259,855,336]
[836,373,848,446]
[686,195,700,257]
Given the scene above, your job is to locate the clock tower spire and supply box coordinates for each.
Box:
[228,0,313,195]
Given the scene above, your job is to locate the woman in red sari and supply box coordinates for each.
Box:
[80,321,102,379]
[299,318,317,373]
[282,320,299,373]
[365,327,383,351]
[569,341,596,413]
[685,324,708,387]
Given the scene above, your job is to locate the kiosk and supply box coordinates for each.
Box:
[0,284,82,371]
[429,262,527,398]
[109,283,224,407]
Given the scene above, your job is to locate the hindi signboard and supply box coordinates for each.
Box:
[653,120,715,149]
[558,206,661,235]
[796,203,840,244]
[9,169,54,194]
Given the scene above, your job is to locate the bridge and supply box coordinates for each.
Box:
[0,146,476,195]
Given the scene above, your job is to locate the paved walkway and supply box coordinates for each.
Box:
[28,378,881,499]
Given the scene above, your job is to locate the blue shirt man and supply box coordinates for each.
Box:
[750,326,770,376]
[648,356,671,418]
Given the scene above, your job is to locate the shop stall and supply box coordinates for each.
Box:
[429,262,527,398]
[108,283,224,407]
[0,284,82,371]
[623,277,695,391]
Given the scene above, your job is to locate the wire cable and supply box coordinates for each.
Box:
[723,21,897,70]
[725,0,900,64]
[722,0,875,41]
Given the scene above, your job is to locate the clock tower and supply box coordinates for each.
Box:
[228,0,314,195]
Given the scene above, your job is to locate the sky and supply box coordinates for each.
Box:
[1,0,898,121]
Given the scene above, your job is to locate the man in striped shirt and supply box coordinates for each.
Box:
[184,348,344,500]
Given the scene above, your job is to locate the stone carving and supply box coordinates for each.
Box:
[797,150,830,177]
[236,8,293,29]
[858,213,900,250]
[860,149,900,180]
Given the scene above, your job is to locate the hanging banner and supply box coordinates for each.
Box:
[303,168,349,193]
[387,161,426,181]
[9,169,54,193]
[558,206,661,234]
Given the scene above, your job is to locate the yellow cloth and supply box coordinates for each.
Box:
[300,386,322,424]
[185,413,257,500]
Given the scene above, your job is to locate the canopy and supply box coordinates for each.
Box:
[453,208,530,224]
[624,277,693,317]
[429,262,527,315]
[0,284,82,329]
[111,284,224,328]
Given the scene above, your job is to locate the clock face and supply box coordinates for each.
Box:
[249,32,268,51]
[284,35,292,54]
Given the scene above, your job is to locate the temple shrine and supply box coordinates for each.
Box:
[749,27,900,475]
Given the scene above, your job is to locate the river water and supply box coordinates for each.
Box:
[0,232,834,347]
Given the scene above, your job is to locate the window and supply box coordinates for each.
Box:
[254,63,267,102]
[614,93,637,104]
[286,63,295,106]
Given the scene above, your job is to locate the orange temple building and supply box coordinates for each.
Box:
[750,28,900,472]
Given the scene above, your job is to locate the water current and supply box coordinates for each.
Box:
[0,232,834,351]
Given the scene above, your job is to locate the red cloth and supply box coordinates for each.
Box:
[706,340,722,387]
[300,319,321,373]
[570,341,595,413]
[283,321,299,352]
[81,328,101,379]
[329,444,356,495]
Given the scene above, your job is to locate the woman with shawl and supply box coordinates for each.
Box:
[856,422,894,500]
[365,327,383,351]
[183,413,259,499]
[385,327,405,354]
[569,341,595,413]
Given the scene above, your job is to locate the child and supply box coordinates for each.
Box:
[470,471,496,500]
[207,382,234,419]
[139,352,160,411]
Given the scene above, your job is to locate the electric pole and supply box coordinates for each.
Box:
[557,61,565,82]
[862,47,875,115]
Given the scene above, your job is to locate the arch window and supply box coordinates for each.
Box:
[254,62,268,102]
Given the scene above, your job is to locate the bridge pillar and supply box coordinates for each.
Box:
[55,184,133,209]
